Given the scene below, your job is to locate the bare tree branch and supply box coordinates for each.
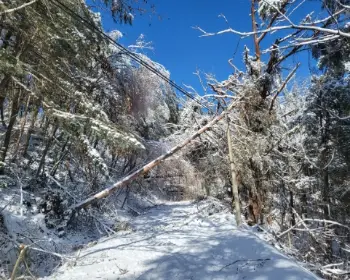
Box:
[269,63,300,112]
[335,0,350,10]
[195,12,350,40]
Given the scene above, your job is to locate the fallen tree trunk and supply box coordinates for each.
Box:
[71,98,241,211]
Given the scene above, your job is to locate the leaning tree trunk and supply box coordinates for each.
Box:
[227,124,242,226]
[71,99,241,211]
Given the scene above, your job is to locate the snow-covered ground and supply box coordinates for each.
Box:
[43,200,320,280]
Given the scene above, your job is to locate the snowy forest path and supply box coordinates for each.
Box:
[43,200,319,280]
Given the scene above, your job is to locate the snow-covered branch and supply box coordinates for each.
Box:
[196,22,350,39]
[0,0,37,15]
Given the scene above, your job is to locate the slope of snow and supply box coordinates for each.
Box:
[43,200,320,280]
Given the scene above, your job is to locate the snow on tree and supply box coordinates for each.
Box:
[194,0,350,277]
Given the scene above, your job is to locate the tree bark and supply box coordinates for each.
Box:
[0,96,6,127]
[11,95,31,162]
[0,75,11,127]
[322,168,330,219]
[50,137,70,177]
[251,0,261,66]
[22,106,38,156]
[247,158,264,225]
[289,190,296,235]
[1,85,20,163]
[36,125,58,178]
[321,110,331,220]
[227,124,242,226]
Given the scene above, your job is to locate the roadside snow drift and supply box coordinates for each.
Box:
[43,200,319,280]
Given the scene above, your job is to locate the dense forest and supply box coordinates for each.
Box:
[0,0,349,279]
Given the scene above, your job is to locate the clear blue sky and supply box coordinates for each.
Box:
[98,0,320,95]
